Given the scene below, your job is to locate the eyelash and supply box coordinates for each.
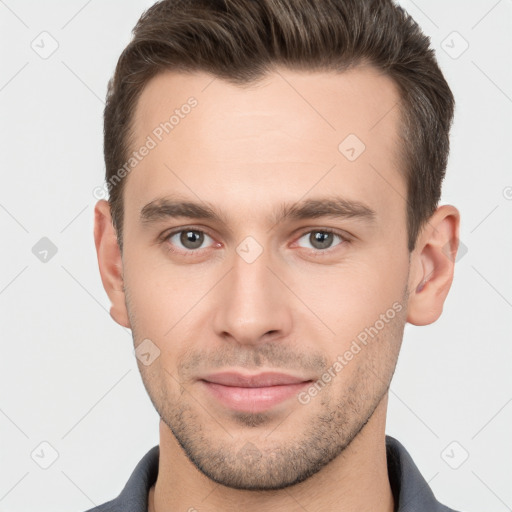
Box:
[159,226,350,257]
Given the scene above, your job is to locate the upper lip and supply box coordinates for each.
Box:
[201,371,312,388]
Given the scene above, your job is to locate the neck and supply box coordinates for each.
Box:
[148,396,394,512]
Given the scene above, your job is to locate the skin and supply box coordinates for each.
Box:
[94,66,460,512]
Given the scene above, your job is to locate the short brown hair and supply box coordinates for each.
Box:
[103,0,455,252]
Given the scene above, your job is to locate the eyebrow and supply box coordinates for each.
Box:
[139,195,377,228]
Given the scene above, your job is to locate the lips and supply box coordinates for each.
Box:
[199,371,312,413]
[201,371,310,388]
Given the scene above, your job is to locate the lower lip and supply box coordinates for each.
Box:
[201,381,310,413]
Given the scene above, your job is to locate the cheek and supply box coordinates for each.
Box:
[288,250,408,346]
[123,252,219,368]
[123,254,178,342]
[124,247,199,318]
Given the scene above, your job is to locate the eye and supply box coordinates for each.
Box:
[166,229,216,252]
[295,229,346,251]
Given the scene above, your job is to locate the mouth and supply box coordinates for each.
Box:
[199,371,313,413]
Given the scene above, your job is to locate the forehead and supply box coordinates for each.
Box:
[132,65,402,148]
[125,66,405,229]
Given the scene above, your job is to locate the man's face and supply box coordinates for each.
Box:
[120,66,411,489]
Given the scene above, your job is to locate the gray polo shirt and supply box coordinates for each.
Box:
[84,435,462,511]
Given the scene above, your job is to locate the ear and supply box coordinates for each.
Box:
[93,199,131,328]
[406,204,461,326]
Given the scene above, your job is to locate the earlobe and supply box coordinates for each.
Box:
[406,205,461,326]
[93,200,131,329]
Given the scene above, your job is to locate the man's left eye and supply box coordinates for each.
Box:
[296,230,346,251]
[168,229,215,250]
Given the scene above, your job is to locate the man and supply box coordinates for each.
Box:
[91,0,462,510]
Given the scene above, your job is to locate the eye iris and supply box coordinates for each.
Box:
[310,231,333,249]
[180,230,204,249]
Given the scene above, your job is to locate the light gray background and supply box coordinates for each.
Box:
[1,1,511,511]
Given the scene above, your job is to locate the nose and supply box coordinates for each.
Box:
[212,248,293,347]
